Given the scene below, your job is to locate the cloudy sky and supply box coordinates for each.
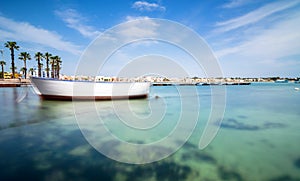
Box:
[0,0,299,77]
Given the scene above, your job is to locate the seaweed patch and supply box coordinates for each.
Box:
[220,118,259,130]
[294,157,300,169]
[219,118,286,131]
[218,166,243,181]
[238,115,247,119]
[181,151,217,164]
[126,161,193,181]
[99,140,121,156]
[268,175,300,181]
[182,141,197,149]
[263,122,285,129]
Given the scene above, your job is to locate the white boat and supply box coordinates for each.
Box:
[275,79,288,83]
[30,77,150,100]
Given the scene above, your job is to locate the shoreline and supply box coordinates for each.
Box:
[0,79,31,87]
[0,77,298,88]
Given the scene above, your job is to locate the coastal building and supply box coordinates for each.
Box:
[3,72,21,79]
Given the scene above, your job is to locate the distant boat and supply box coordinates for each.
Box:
[196,82,220,86]
[30,77,150,100]
[275,79,288,83]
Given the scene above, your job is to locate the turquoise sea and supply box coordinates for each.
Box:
[0,83,300,181]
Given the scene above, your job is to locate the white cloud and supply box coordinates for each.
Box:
[125,15,150,21]
[0,16,81,55]
[119,17,159,39]
[215,10,300,68]
[94,16,158,43]
[132,1,165,11]
[211,1,300,77]
[215,0,299,33]
[55,9,101,39]
[222,0,251,8]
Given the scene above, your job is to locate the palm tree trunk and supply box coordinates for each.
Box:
[24,60,27,79]
[1,65,4,79]
[51,64,54,78]
[46,60,49,78]
[38,60,41,77]
[56,65,59,79]
[11,48,15,79]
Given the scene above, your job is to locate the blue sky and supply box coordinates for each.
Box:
[0,0,300,77]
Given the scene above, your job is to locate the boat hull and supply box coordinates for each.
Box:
[30,77,150,101]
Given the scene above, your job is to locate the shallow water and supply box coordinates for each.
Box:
[0,83,299,181]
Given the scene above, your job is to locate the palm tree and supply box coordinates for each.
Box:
[50,56,57,78]
[18,52,31,79]
[35,52,43,77]
[50,56,63,79]
[29,68,35,76]
[44,52,52,78]
[20,67,26,77]
[55,56,62,79]
[4,41,19,78]
[0,61,6,79]
[10,66,17,78]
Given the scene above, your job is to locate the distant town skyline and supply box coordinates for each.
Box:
[1,0,300,77]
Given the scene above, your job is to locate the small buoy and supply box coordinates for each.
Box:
[295,87,299,91]
[155,95,160,99]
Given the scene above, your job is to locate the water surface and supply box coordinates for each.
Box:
[0,83,299,181]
